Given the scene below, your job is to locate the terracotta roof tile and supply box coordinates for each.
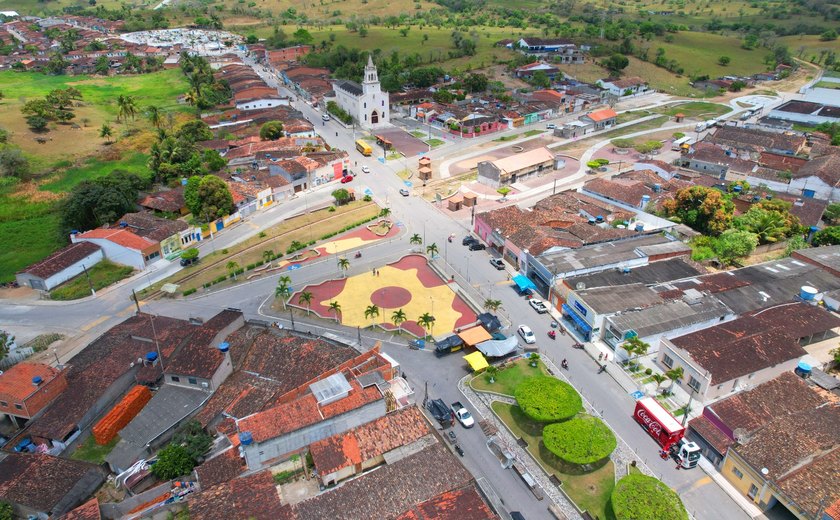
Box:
[586,108,618,122]
[138,188,185,213]
[74,228,156,252]
[0,362,62,401]
[18,242,101,278]
[116,212,189,242]
[399,486,497,520]
[189,470,293,520]
[56,498,100,520]
[195,448,246,489]
[0,454,105,515]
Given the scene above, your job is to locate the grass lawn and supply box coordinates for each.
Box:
[492,402,616,519]
[814,81,840,90]
[40,152,151,193]
[654,102,730,119]
[426,138,444,147]
[410,131,427,138]
[156,201,380,293]
[0,69,188,162]
[471,358,547,396]
[50,260,134,300]
[616,111,650,124]
[556,116,669,154]
[652,32,769,79]
[71,435,119,464]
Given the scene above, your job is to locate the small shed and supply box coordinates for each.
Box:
[418,165,432,181]
[458,325,492,347]
[447,196,463,211]
[462,193,477,207]
[674,113,685,123]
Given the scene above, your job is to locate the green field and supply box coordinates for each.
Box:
[652,32,770,79]
[41,152,151,193]
[655,102,730,119]
[0,178,61,283]
[50,260,134,300]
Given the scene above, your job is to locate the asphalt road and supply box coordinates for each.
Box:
[0,54,753,520]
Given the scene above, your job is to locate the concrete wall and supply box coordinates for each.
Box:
[477,161,501,188]
[789,176,839,202]
[71,236,145,270]
[16,248,104,291]
[236,98,289,111]
[243,399,386,470]
[721,450,782,512]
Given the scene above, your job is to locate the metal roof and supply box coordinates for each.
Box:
[607,294,731,338]
[309,373,352,405]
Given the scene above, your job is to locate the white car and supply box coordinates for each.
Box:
[361,165,370,174]
[518,325,536,344]
[546,123,556,129]
[322,114,331,122]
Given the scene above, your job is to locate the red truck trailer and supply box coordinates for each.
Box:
[633,397,700,468]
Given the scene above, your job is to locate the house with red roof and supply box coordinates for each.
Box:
[514,61,560,80]
[580,107,617,130]
[0,363,68,427]
[16,241,103,291]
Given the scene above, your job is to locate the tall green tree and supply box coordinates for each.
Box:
[662,186,734,235]
[391,308,407,333]
[364,304,380,328]
[116,95,138,122]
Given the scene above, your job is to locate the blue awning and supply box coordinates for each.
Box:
[512,274,537,292]
[562,304,593,333]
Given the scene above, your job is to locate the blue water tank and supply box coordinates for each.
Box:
[596,215,604,222]
[800,286,818,301]
[239,432,253,446]
[641,194,651,206]
[795,361,812,378]
[119,222,128,228]
[653,184,661,193]
[32,376,43,386]
[218,342,230,353]
[635,223,645,232]
[733,185,743,193]
[146,352,158,362]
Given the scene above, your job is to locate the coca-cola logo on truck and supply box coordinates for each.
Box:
[637,409,662,435]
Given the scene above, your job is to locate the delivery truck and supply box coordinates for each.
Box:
[633,397,701,469]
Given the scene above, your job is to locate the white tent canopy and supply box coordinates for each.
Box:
[476,336,518,358]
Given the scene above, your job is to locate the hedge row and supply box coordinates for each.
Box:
[543,415,616,465]
[515,376,582,423]
[611,474,688,520]
[319,214,381,241]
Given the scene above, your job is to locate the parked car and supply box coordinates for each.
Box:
[451,401,475,428]
[462,236,477,246]
[322,114,331,121]
[340,175,354,184]
[468,242,486,251]
[361,165,370,174]
[518,325,536,344]
[427,398,451,425]
[180,256,199,267]
[546,123,556,129]
[529,299,549,314]
[489,258,505,270]
[399,188,410,196]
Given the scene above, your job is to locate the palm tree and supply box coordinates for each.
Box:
[116,95,138,122]
[391,308,407,333]
[623,336,650,371]
[426,242,439,259]
[650,373,668,394]
[183,90,198,109]
[278,274,291,288]
[409,233,422,247]
[484,299,502,312]
[329,301,342,322]
[486,365,498,383]
[262,250,274,264]
[227,261,240,281]
[364,304,380,328]
[99,123,112,144]
[417,312,435,338]
[146,105,162,128]
[337,257,350,277]
[298,290,313,316]
[379,207,391,218]
[665,367,684,394]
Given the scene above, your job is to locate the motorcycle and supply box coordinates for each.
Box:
[354,251,362,259]
[572,342,584,349]
[598,364,607,374]
[548,330,556,340]
[559,327,566,335]
[454,444,464,457]
[561,360,569,370]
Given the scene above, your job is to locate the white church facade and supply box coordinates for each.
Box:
[331,56,390,130]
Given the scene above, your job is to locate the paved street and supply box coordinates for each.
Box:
[0,54,760,520]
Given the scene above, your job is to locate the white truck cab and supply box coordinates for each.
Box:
[672,438,701,469]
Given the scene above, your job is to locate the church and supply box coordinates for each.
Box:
[332,55,390,130]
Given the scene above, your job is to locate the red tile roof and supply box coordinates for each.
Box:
[310,406,431,476]
[74,228,156,252]
[18,241,101,279]
[164,309,242,379]
[397,486,497,520]
[0,454,105,515]
[234,87,283,102]
[138,188,185,213]
[195,448,246,489]
[56,498,101,520]
[0,363,62,401]
[586,108,618,122]
[189,470,293,520]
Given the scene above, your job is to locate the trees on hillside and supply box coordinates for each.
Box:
[60,170,148,233]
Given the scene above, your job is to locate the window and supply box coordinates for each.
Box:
[732,467,744,479]
[0,401,7,407]
[14,404,23,410]
[662,354,674,368]
[171,376,180,382]
[188,378,198,385]
[748,484,758,500]
[688,376,701,392]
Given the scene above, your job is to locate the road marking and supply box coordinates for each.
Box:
[80,315,109,332]
[688,476,712,492]
[117,305,135,318]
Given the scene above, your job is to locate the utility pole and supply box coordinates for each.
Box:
[289,308,295,330]
[131,289,141,314]
[357,326,362,347]
[82,264,95,296]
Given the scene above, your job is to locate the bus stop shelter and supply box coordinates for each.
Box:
[463,351,489,372]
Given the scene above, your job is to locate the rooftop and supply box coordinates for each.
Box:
[18,241,100,279]
[335,79,363,97]
[0,362,62,401]
[607,292,730,338]
[792,244,840,273]
[56,498,100,520]
[310,406,431,476]
[576,283,663,314]
[585,108,618,122]
[396,486,497,520]
[195,447,246,489]
[708,126,806,153]
[138,188,185,213]
[542,234,684,277]
[164,309,243,379]
[73,228,156,252]
[488,146,554,174]
[792,152,840,187]
[0,453,105,515]
[669,302,839,384]
[189,470,293,520]
[294,443,475,520]
[116,212,189,242]
[563,257,700,289]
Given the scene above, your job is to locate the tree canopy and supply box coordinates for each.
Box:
[814,226,840,246]
[515,376,582,423]
[662,186,734,235]
[611,474,688,520]
[61,170,148,233]
[543,415,617,465]
[184,175,234,222]
[260,121,285,140]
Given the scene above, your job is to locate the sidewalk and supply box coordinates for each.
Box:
[699,458,765,519]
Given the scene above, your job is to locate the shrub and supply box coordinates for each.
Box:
[246,263,256,270]
[151,444,194,480]
[611,474,688,520]
[515,376,582,422]
[183,288,197,296]
[611,138,635,149]
[543,415,617,465]
[328,206,336,212]
[645,368,653,375]
[363,194,372,201]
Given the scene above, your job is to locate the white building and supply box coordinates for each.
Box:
[331,56,389,130]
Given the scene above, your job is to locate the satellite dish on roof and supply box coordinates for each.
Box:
[576,282,586,290]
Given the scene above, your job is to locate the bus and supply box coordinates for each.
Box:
[355,140,372,156]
